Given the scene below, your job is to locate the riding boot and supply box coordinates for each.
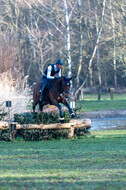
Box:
[40,85,45,102]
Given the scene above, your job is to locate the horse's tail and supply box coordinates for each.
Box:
[32,82,43,112]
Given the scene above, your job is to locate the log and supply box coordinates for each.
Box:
[0,121,9,129]
[0,119,91,138]
[16,123,72,130]
[70,119,91,129]
[0,122,18,130]
[0,119,91,130]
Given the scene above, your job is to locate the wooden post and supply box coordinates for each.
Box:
[8,123,16,140]
[110,88,114,100]
[81,89,84,100]
[68,127,74,138]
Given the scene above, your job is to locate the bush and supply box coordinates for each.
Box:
[0,129,11,141]
[18,128,70,141]
[0,109,7,121]
[14,111,71,124]
[0,111,89,141]
[12,111,71,141]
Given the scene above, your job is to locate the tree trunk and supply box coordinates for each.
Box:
[110,0,117,88]
[63,0,72,79]
[77,0,83,89]
[74,0,106,99]
[63,0,73,100]
[95,5,102,101]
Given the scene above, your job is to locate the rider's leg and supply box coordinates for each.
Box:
[39,84,45,101]
[40,76,47,102]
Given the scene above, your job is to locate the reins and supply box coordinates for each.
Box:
[52,77,70,96]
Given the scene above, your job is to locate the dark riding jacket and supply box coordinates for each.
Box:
[42,64,61,89]
[44,64,59,77]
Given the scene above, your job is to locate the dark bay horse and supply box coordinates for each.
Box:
[33,76,75,123]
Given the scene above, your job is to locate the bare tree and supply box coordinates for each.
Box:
[110,0,117,88]
[74,0,107,99]
[95,3,102,101]
[76,0,83,89]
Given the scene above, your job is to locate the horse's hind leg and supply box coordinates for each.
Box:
[39,101,43,112]
[32,100,39,112]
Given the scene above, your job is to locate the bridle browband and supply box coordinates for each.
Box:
[53,77,70,97]
[62,80,70,97]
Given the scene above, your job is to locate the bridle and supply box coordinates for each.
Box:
[52,77,71,98]
[62,80,70,97]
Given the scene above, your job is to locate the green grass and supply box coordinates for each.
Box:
[28,93,126,112]
[80,93,126,101]
[76,93,126,112]
[0,130,126,190]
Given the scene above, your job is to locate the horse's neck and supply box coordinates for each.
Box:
[54,77,63,92]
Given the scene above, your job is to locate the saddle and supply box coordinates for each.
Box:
[39,79,54,95]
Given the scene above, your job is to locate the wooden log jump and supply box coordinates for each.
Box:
[0,119,91,139]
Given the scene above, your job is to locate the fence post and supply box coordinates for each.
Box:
[8,123,16,140]
[81,89,84,100]
[110,88,114,100]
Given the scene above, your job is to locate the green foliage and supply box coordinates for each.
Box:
[18,129,70,141]
[74,128,90,137]
[14,111,71,125]
[0,129,10,141]
[0,111,90,141]
[0,109,7,121]
[11,111,72,141]
[14,112,59,124]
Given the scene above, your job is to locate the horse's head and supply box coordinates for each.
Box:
[62,77,72,98]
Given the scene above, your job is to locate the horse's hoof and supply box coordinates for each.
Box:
[60,117,64,123]
[71,113,76,119]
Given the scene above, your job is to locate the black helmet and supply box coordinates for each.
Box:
[56,59,64,65]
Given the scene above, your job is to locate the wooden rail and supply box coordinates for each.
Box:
[0,119,91,139]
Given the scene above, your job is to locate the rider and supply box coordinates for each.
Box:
[40,59,64,101]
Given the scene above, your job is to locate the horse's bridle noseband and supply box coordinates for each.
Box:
[62,81,70,97]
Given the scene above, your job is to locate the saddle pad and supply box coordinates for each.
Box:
[39,86,49,94]
[39,86,42,94]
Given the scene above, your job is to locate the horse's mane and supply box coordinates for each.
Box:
[52,77,64,89]
[54,76,70,83]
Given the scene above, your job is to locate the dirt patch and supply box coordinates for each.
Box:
[78,109,126,119]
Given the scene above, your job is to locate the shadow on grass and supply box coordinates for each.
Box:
[0,175,126,190]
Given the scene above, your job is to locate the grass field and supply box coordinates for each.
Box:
[27,93,126,113]
[0,130,126,190]
[76,93,126,112]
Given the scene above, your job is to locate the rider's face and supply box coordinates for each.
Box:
[56,64,62,69]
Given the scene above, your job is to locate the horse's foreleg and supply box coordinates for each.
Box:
[62,100,76,119]
[39,101,43,112]
[33,105,35,112]
[32,101,36,113]
[52,100,64,123]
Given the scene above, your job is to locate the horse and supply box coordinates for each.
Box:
[32,76,75,123]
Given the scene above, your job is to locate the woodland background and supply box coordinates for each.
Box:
[0,0,126,101]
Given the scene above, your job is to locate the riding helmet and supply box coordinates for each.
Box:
[56,59,64,65]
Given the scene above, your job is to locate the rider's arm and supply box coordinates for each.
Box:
[47,65,55,79]
[58,69,61,78]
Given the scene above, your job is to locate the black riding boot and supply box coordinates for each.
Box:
[40,85,45,102]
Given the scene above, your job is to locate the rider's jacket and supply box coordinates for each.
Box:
[43,64,61,79]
